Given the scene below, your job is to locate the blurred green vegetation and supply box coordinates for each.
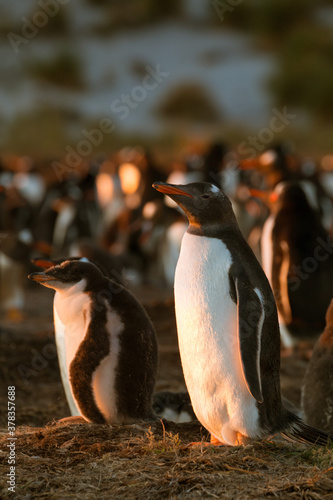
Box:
[38,5,69,36]
[2,108,71,156]
[0,3,69,36]
[3,0,333,154]
[86,0,183,32]
[248,0,314,36]
[4,106,333,161]
[212,0,318,36]
[210,0,333,123]
[26,51,84,90]
[3,104,333,162]
[269,27,333,121]
[155,83,221,124]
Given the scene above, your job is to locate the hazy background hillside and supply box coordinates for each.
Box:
[1,0,333,156]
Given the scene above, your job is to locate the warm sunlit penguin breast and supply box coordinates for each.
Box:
[162,221,188,286]
[54,281,125,422]
[260,215,275,282]
[53,279,91,407]
[175,232,259,443]
[53,299,80,416]
[261,215,295,348]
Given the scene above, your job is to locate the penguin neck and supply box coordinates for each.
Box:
[56,278,88,297]
[187,220,242,240]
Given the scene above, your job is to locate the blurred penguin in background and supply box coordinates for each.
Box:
[0,229,33,321]
[260,181,333,348]
[0,157,40,320]
[239,143,300,190]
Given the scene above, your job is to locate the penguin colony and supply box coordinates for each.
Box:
[2,144,332,445]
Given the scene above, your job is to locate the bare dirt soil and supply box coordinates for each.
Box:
[0,285,332,499]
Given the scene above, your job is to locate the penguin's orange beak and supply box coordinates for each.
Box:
[152,182,194,198]
[238,159,261,170]
[250,189,269,200]
[250,189,279,205]
[28,272,54,282]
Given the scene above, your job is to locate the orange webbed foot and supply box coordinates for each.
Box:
[210,434,226,446]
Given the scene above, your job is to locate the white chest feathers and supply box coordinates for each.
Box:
[53,297,80,416]
[53,280,124,422]
[260,215,275,283]
[174,232,260,445]
[54,280,91,373]
[54,280,91,415]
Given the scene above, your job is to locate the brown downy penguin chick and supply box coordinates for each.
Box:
[153,181,332,446]
[28,260,158,424]
[301,299,333,433]
[31,255,124,416]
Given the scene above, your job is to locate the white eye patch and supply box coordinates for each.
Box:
[210,184,220,194]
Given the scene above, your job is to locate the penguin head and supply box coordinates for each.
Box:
[152,181,236,229]
[31,256,89,270]
[28,259,104,292]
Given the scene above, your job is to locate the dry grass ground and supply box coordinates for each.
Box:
[0,285,332,499]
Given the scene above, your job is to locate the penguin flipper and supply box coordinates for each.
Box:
[235,278,264,403]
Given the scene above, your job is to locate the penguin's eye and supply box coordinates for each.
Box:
[201,194,210,199]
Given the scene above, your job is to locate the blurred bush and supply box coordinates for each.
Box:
[130,60,150,79]
[269,27,333,120]
[212,0,317,37]
[141,0,183,21]
[26,51,84,90]
[155,83,221,124]
[86,0,182,29]
[40,6,69,35]
[2,108,72,155]
[247,0,315,36]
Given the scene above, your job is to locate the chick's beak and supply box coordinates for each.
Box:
[152,182,194,198]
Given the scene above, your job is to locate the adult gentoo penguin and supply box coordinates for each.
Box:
[301,299,333,433]
[152,181,332,446]
[28,260,158,424]
[260,181,333,347]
